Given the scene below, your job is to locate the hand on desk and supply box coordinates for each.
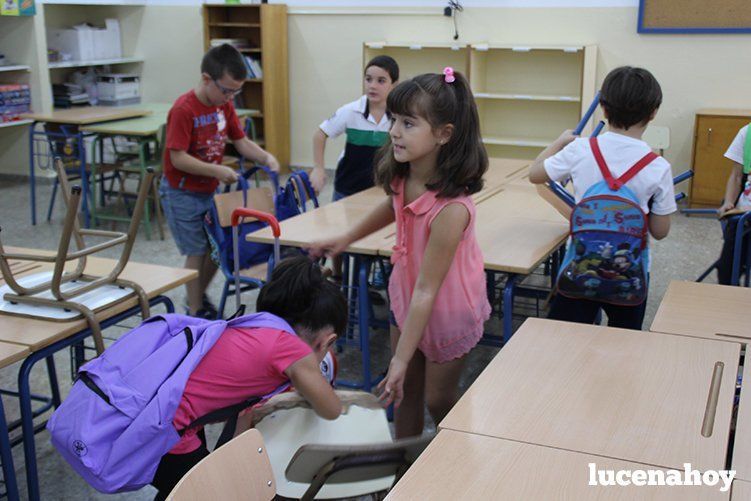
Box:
[307,235,349,259]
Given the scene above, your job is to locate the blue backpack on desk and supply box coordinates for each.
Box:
[556,137,658,306]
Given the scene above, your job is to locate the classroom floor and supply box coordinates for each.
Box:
[0,173,722,500]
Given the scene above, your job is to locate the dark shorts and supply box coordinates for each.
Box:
[151,429,209,500]
[547,292,648,331]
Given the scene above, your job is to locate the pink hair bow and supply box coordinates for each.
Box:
[443,67,455,83]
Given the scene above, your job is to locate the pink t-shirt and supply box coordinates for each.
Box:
[387,177,491,363]
[170,326,312,454]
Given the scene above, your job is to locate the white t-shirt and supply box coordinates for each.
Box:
[544,132,677,216]
[723,124,751,209]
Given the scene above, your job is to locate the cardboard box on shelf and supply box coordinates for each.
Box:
[47,19,122,62]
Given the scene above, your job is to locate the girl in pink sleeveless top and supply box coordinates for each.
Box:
[310,68,490,438]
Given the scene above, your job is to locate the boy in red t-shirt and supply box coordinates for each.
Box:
[160,44,279,318]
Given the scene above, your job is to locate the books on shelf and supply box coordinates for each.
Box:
[242,56,263,79]
[0,84,31,123]
[52,83,89,108]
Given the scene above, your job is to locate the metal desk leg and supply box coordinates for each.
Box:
[77,130,90,228]
[502,274,517,344]
[357,256,372,392]
[29,122,37,226]
[18,295,173,501]
[0,396,20,501]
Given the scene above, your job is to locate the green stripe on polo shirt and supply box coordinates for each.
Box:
[346,128,389,148]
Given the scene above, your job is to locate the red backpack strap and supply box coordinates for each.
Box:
[589,137,658,190]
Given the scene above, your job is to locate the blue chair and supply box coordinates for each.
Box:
[205,168,319,318]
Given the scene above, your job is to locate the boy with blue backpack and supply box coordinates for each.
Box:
[529,66,676,329]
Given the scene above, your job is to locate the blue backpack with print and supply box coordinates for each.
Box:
[556,137,658,306]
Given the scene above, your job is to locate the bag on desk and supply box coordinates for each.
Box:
[46,312,295,493]
[556,137,657,306]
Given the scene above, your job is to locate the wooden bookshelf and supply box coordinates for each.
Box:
[363,42,597,160]
[203,3,289,170]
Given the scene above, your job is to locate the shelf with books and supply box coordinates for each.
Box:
[203,3,288,169]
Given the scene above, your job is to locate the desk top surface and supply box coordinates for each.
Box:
[0,248,196,351]
[79,105,260,136]
[247,158,562,268]
[23,106,153,125]
[440,318,739,471]
[650,281,751,342]
[387,430,730,501]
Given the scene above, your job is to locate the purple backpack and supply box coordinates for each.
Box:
[46,312,296,494]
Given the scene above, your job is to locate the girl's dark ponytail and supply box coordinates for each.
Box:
[256,256,347,338]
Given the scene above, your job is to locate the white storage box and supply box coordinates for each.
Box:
[97,73,140,101]
[47,19,122,62]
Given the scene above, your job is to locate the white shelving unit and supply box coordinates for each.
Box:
[47,56,143,69]
[363,41,597,160]
[0,65,32,73]
[0,119,33,129]
[363,41,469,83]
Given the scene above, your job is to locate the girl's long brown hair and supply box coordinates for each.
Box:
[374,71,488,198]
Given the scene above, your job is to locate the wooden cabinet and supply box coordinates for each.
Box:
[363,42,597,160]
[690,109,751,208]
[203,4,289,170]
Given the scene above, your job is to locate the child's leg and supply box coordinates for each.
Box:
[390,325,426,439]
[184,254,205,315]
[199,251,218,294]
[601,297,648,330]
[547,294,601,324]
[424,355,467,427]
[717,218,739,285]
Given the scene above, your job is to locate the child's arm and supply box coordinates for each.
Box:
[720,163,744,214]
[378,203,469,408]
[170,150,238,184]
[284,354,342,420]
[311,129,328,194]
[233,137,280,172]
[307,196,395,258]
[529,130,578,184]
[648,214,671,240]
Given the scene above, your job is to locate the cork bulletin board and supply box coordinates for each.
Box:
[638,0,751,33]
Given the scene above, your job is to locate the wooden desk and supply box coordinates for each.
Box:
[473,158,530,203]
[651,281,751,342]
[732,361,751,481]
[378,185,568,274]
[440,318,738,471]
[23,106,152,125]
[0,247,196,501]
[387,430,729,500]
[732,480,751,499]
[79,105,260,136]
[0,256,196,350]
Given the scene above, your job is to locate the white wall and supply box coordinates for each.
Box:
[286,6,751,179]
[4,3,751,183]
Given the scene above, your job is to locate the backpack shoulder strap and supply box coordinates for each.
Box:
[589,137,658,190]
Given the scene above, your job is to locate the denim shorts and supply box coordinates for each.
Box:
[159,179,214,256]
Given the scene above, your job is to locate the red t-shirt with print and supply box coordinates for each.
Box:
[163,90,245,193]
